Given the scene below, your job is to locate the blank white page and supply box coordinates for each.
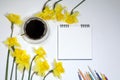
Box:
[58,24,92,60]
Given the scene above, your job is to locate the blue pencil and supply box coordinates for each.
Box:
[95,71,102,80]
[78,72,82,80]
[88,72,94,80]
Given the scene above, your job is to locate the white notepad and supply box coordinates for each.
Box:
[57,24,92,60]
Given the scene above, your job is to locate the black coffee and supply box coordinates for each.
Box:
[24,19,46,40]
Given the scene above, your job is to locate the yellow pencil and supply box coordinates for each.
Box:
[101,73,106,80]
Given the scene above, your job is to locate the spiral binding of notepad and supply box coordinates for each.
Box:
[59,24,90,28]
[60,24,69,28]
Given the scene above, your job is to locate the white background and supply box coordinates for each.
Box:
[0,0,120,80]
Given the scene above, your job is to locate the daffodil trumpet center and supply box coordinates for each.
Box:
[53,0,62,9]
[70,0,85,15]
[43,70,53,80]
[42,0,51,11]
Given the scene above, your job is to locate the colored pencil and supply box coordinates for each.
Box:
[78,72,82,80]
[101,73,106,80]
[85,72,91,80]
[78,69,86,80]
[104,74,108,80]
[88,72,94,80]
[95,71,102,80]
[88,66,99,80]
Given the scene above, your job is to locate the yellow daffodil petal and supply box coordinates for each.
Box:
[4,37,21,48]
[53,59,65,78]
[6,13,23,25]
[34,60,50,76]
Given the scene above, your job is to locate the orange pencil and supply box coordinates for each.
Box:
[84,73,88,80]
[84,72,91,80]
[78,69,86,80]
[101,73,106,80]
[86,72,92,80]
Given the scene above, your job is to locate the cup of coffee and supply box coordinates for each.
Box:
[22,17,49,44]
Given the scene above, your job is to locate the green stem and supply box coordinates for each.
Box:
[42,0,51,11]
[10,23,14,37]
[21,68,25,80]
[10,58,15,80]
[11,46,15,51]
[43,70,53,80]
[10,44,15,80]
[28,55,37,80]
[30,72,36,80]
[21,33,26,36]
[15,64,18,80]
[70,0,85,14]
[53,0,62,9]
[5,49,10,80]
[5,22,14,80]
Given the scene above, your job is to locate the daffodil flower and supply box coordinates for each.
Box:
[15,50,30,80]
[54,4,65,21]
[28,47,47,80]
[64,0,85,24]
[35,0,54,20]
[64,11,79,24]
[43,59,65,80]
[4,37,21,48]
[13,48,30,71]
[10,48,24,80]
[12,48,25,58]
[35,6,54,20]
[11,48,30,80]
[16,53,30,71]
[6,13,23,25]
[5,13,23,80]
[53,59,65,78]
[33,60,50,76]
[34,47,46,61]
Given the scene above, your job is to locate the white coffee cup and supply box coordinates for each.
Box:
[22,17,49,44]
